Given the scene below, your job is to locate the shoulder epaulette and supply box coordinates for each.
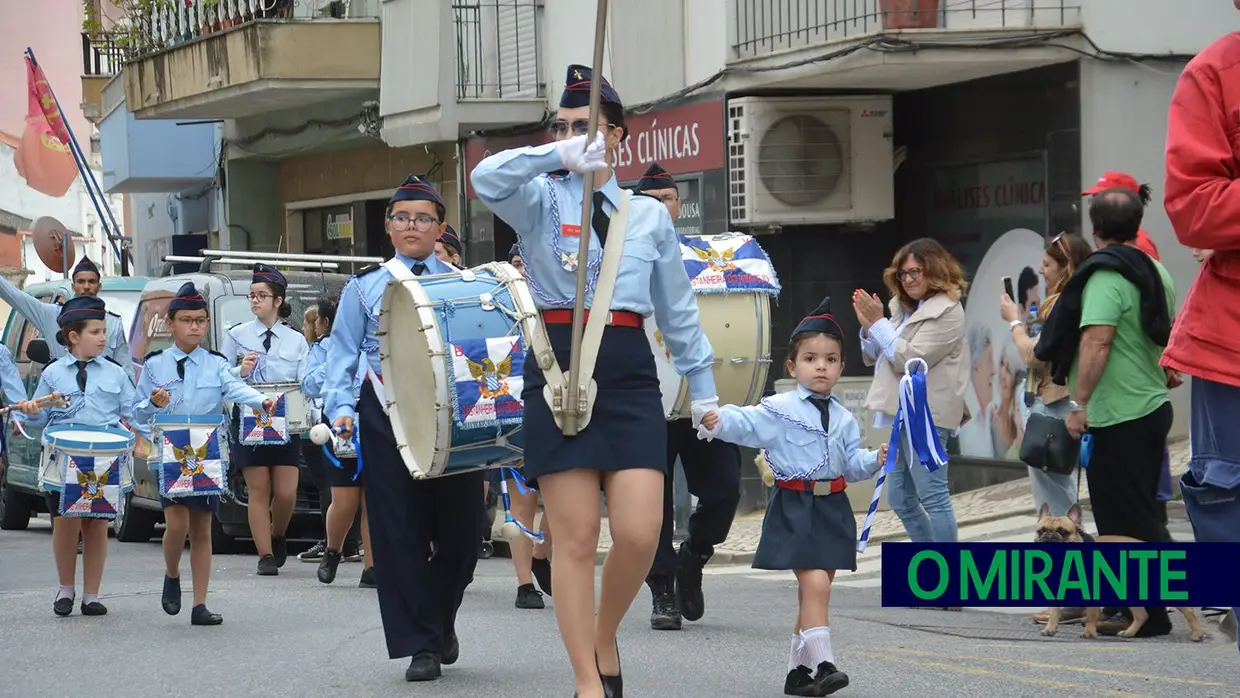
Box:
[633,191,661,201]
[107,310,120,318]
[144,349,165,361]
[227,321,245,330]
[207,349,227,359]
[104,356,124,367]
[355,263,382,277]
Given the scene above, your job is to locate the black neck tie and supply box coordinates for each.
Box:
[809,396,831,434]
[75,360,88,392]
[592,191,610,246]
[412,262,427,276]
[262,329,273,352]
[176,357,188,380]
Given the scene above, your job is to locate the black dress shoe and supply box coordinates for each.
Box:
[515,583,545,609]
[784,665,815,696]
[317,549,342,584]
[442,632,460,665]
[675,541,709,622]
[531,556,553,596]
[190,604,223,626]
[257,554,279,576]
[596,643,622,698]
[272,537,288,567]
[53,596,74,617]
[405,654,441,682]
[810,661,849,695]
[359,566,377,588]
[80,600,108,616]
[647,575,681,631]
[161,575,181,616]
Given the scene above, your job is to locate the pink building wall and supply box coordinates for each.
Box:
[0,0,92,144]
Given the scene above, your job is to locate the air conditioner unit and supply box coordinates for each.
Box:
[728,96,895,227]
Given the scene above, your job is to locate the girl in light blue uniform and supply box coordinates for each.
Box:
[14,296,136,618]
[701,297,887,698]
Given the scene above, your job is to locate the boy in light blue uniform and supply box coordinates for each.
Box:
[132,282,272,626]
[14,296,136,618]
[700,296,886,697]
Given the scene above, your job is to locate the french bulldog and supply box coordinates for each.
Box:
[1034,503,1206,642]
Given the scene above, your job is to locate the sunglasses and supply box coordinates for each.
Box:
[550,119,616,138]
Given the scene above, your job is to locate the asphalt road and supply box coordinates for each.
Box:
[0,514,1236,697]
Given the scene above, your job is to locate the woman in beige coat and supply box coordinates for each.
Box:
[998,233,1093,516]
[854,239,969,543]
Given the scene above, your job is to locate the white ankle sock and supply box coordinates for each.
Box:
[800,626,834,666]
[56,585,74,601]
[787,634,804,671]
[83,593,99,605]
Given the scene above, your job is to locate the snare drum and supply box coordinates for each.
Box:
[239,382,309,445]
[40,426,135,520]
[380,262,530,479]
[151,414,229,499]
[647,233,779,419]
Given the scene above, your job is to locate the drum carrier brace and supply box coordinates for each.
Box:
[521,190,631,434]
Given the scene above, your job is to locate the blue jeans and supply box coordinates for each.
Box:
[887,426,958,542]
[1026,398,1078,517]
[1181,377,1240,656]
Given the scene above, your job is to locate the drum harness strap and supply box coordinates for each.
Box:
[522,189,631,433]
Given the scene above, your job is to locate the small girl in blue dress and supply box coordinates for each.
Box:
[701,296,887,697]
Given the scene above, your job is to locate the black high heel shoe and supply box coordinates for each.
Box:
[595,642,622,698]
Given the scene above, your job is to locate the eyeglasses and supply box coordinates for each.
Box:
[550,120,616,138]
[176,317,209,327]
[248,293,274,301]
[388,213,440,233]
[896,267,924,283]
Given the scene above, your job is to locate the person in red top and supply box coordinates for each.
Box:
[1083,171,1162,260]
[1161,15,1240,653]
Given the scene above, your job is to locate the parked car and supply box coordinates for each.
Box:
[0,276,148,530]
[113,269,348,553]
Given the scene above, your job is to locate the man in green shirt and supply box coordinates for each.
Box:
[1065,187,1176,636]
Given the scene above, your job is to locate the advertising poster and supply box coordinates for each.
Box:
[923,157,1049,461]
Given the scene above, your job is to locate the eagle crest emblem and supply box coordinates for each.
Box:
[172,441,210,478]
[692,245,736,272]
[466,354,514,400]
[75,467,107,500]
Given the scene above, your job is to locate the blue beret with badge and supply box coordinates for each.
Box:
[252,262,287,288]
[72,255,100,279]
[390,174,446,220]
[560,64,622,109]
[792,296,844,342]
[57,295,107,326]
[168,282,207,313]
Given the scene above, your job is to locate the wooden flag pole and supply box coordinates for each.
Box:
[561,0,610,436]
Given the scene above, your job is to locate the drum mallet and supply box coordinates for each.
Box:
[561,0,609,437]
[498,467,543,542]
[0,392,68,416]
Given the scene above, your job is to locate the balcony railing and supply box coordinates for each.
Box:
[116,0,380,60]
[733,0,1079,60]
[454,0,543,100]
[82,31,128,76]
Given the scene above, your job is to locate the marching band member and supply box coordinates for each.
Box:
[436,224,464,266]
[220,263,310,576]
[471,64,718,698]
[13,296,135,617]
[133,282,273,626]
[0,344,27,467]
[636,161,743,631]
[301,298,372,587]
[325,174,485,682]
[0,256,133,380]
[699,297,887,697]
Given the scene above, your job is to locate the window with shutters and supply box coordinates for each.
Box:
[454,0,543,100]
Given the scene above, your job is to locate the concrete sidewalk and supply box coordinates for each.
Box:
[511,439,1193,565]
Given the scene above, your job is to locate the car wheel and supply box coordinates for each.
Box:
[0,467,32,530]
[211,516,245,555]
[114,491,157,542]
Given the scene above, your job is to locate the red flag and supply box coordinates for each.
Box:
[12,55,77,197]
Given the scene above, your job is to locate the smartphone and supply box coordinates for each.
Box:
[1002,276,1016,302]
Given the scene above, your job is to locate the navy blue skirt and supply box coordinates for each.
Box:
[753,487,858,572]
[160,494,221,513]
[521,323,666,488]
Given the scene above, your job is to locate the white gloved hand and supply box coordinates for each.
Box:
[555,132,609,174]
[691,397,720,441]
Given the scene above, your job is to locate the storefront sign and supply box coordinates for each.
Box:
[326,212,354,241]
[923,156,1049,464]
[463,95,725,198]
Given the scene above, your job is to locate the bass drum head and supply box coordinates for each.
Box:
[671,292,772,418]
[380,278,443,479]
[644,317,683,419]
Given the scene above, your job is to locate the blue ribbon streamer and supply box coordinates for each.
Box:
[884,360,949,473]
[1080,433,1093,470]
[319,429,363,481]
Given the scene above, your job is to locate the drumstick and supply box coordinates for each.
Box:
[562,0,610,437]
[0,392,68,416]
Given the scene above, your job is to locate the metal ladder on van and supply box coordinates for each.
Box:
[160,249,385,277]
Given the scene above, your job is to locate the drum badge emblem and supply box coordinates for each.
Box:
[559,251,578,272]
[172,441,209,478]
[467,354,514,400]
[252,407,273,429]
[691,245,737,272]
[76,468,106,500]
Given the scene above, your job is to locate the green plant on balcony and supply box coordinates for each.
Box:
[81,0,179,56]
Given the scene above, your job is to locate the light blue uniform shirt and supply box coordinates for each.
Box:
[132,345,268,439]
[0,275,133,381]
[219,318,309,384]
[0,345,27,405]
[302,334,363,401]
[470,143,717,400]
[325,252,457,423]
[14,354,136,431]
[714,385,881,483]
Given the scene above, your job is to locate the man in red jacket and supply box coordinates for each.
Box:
[1162,18,1240,651]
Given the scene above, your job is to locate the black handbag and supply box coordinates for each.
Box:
[1019,413,1080,475]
